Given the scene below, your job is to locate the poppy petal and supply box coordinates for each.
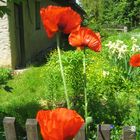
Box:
[40,7,60,38]
[69,27,101,52]
[69,30,83,47]
[36,108,84,140]
[130,54,140,67]
[40,6,82,38]
[59,7,82,34]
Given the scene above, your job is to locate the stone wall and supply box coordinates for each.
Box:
[0,1,11,67]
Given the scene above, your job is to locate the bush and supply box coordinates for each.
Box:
[40,49,138,138]
[0,67,50,139]
[0,68,12,86]
[0,43,139,138]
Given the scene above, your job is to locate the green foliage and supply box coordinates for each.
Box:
[40,50,84,108]
[0,29,140,138]
[81,0,140,29]
[0,6,10,18]
[104,36,140,80]
[101,31,140,138]
[0,0,24,18]
[42,48,139,138]
[0,67,50,139]
[0,68,12,86]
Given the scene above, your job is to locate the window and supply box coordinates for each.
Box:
[35,1,41,30]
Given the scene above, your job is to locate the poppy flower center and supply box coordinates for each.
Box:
[58,23,66,32]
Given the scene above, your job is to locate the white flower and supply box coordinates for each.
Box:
[105,41,113,49]
[116,40,124,45]
[106,40,128,59]
[117,44,128,59]
[103,70,109,77]
[131,44,140,52]
[131,36,135,40]
[105,41,116,54]
[131,36,137,43]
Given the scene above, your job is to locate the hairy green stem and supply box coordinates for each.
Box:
[128,66,132,76]
[124,55,128,73]
[137,96,140,140]
[56,33,70,109]
[83,48,88,132]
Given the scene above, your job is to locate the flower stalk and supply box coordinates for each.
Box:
[136,95,140,140]
[124,55,128,72]
[56,33,70,109]
[128,66,132,76]
[83,47,88,132]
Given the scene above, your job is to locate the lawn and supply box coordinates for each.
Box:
[0,28,140,139]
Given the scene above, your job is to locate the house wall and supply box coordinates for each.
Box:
[0,1,11,67]
[0,0,83,68]
[22,0,56,65]
[8,0,56,68]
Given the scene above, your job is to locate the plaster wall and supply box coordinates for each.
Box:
[22,0,56,65]
[0,1,11,67]
[1,0,56,68]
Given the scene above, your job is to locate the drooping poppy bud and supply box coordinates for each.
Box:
[68,27,101,52]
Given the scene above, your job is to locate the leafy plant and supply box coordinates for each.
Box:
[40,49,138,138]
[0,30,140,138]
[80,0,140,27]
[103,33,140,80]
[0,68,12,87]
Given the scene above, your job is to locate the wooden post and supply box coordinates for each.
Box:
[74,124,85,140]
[124,26,128,32]
[26,119,40,140]
[97,124,112,140]
[122,126,136,140]
[3,117,17,140]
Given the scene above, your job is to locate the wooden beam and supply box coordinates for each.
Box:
[3,117,17,140]
[122,126,136,140]
[26,119,40,140]
[74,124,85,140]
[97,124,112,140]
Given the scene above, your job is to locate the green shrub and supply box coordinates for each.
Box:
[40,49,138,138]
[0,68,12,86]
[0,45,139,138]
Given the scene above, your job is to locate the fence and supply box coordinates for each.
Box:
[105,26,128,33]
[3,117,136,140]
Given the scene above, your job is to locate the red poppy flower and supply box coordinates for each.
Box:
[130,54,140,67]
[68,27,101,52]
[40,6,82,38]
[36,108,84,140]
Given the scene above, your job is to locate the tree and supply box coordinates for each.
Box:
[80,0,140,27]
